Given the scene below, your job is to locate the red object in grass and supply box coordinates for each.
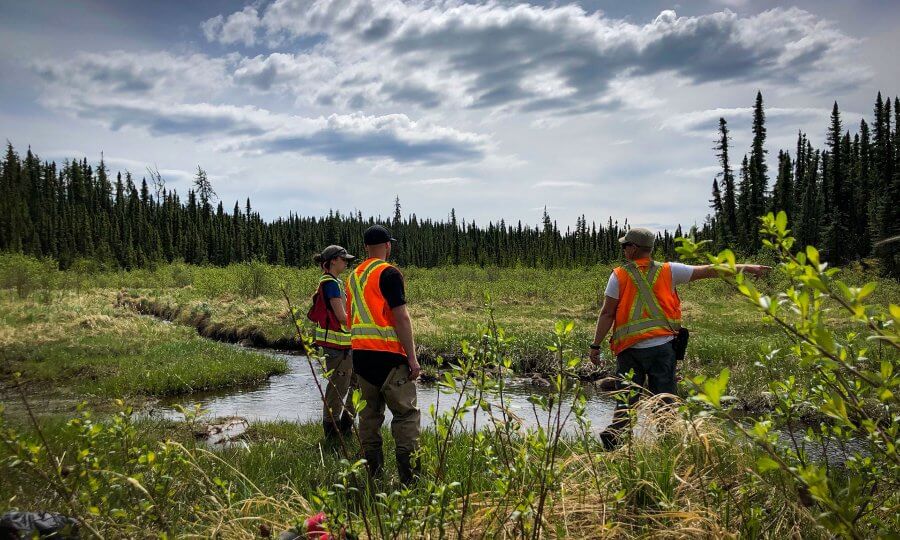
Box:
[305,512,329,539]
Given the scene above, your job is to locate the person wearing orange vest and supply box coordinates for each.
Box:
[346,225,421,484]
[312,245,357,440]
[588,227,769,450]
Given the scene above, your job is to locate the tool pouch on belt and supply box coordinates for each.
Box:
[672,327,689,361]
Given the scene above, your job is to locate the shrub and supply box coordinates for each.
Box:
[679,211,900,537]
[169,261,194,288]
[0,253,58,298]
[237,261,273,298]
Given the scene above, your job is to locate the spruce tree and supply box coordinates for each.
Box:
[747,91,768,249]
[822,102,852,263]
[715,118,738,244]
[709,178,724,248]
[737,155,752,251]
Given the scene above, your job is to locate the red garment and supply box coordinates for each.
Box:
[305,512,330,539]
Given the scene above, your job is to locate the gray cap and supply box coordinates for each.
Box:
[318,245,355,262]
[618,227,656,249]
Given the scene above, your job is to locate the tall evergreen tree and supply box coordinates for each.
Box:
[747,91,768,249]
[709,178,724,248]
[737,155,752,251]
[715,118,738,243]
[770,150,793,218]
[822,102,852,263]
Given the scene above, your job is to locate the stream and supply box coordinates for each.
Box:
[154,348,617,433]
[151,346,866,464]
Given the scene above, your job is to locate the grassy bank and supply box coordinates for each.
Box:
[3,254,898,406]
[0,408,823,538]
[2,218,897,538]
[102,260,900,406]
[0,288,287,401]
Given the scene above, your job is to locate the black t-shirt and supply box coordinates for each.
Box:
[353,265,408,387]
[379,267,406,309]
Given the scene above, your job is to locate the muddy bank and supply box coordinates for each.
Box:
[117,292,303,351]
[115,291,596,375]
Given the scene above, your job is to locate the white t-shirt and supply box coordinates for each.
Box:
[604,262,695,349]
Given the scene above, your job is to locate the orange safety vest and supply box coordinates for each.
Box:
[345,258,407,357]
[609,258,682,355]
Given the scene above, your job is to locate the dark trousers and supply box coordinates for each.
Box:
[605,342,677,439]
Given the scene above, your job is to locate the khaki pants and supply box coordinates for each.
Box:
[322,347,357,426]
[357,365,421,456]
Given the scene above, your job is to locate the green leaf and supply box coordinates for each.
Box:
[857,282,876,301]
[890,304,900,320]
[721,249,736,270]
[757,456,781,473]
[700,368,730,408]
[775,211,787,233]
[806,245,820,266]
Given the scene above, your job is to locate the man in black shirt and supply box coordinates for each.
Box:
[351,264,412,386]
[347,225,421,484]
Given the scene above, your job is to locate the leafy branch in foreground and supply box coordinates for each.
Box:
[678,211,900,538]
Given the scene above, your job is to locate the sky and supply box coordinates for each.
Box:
[1,0,898,232]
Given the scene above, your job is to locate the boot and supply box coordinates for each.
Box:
[338,412,354,436]
[364,449,384,479]
[396,452,420,486]
[599,430,621,451]
[322,419,342,443]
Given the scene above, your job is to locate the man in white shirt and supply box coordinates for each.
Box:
[588,227,768,449]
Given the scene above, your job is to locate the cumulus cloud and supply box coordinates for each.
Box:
[234,113,489,164]
[533,180,591,188]
[32,49,487,165]
[201,6,261,47]
[233,52,337,91]
[663,165,720,178]
[34,51,234,102]
[203,1,867,115]
[39,91,487,165]
[407,177,473,186]
[660,106,831,137]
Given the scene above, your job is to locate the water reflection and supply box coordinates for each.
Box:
[157,351,616,433]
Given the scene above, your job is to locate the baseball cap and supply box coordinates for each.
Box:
[364,225,397,245]
[318,245,355,261]
[618,227,656,249]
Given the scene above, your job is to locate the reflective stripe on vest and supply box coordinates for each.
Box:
[347,259,405,354]
[610,261,681,352]
[315,274,352,349]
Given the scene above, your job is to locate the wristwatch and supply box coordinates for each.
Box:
[589,343,602,350]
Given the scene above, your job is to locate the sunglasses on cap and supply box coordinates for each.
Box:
[622,242,636,249]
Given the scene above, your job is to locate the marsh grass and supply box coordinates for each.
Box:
[98,259,897,403]
[0,404,822,539]
[0,289,287,398]
[4,254,897,404]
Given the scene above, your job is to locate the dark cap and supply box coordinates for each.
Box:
[618,227,656,249]
[318,245,355,262]
[364,225,397,245]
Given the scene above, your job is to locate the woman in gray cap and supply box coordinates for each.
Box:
[310,245,358,439]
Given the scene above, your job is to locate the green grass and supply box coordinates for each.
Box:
[0,412,823,538]
[1,254,896,537]
[2,256,898,404]
[0,289,287,399]
[108,261,898,404]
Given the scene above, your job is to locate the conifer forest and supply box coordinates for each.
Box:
[2,92,899,277]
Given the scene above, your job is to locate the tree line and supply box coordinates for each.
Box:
[0,146,682,269]
[2,90,897,274]
[706,91,900,277]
